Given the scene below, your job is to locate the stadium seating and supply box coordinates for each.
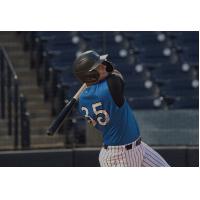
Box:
[27,31,199,110]
[24,31,198,142]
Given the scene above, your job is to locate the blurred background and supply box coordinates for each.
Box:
[0,31,199,166]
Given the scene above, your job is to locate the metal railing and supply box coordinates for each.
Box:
[0,46,30,149]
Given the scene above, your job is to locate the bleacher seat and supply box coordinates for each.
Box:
[159,79,198,98]
[124,84,155,98]
[169,97,199,109]
[151,65,195,81]
[179,46,199,66]
[136,46,172,65]
[127,97,162,110]
[174,32,199,46]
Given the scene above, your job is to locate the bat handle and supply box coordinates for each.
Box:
[74,83,87,100]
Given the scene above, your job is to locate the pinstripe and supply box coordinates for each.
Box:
[120,147,124,166]
[143,148,162,167]
[112,148,116,167]
[137,147,141,166]
[141,142,169,167]
[102,149,106,167]
[128,148,134,167]
[104,149,108,167]
[142,145,168,167]
[146,150,166,166]
[130,148,134,167]
[135,147,140,166]
[125,148,129,167]
[126,149,131,167]
[144,145,169,166]
[110,147,114,166]
[145,146,169,166]
[141,160,149,167]
[124,149,127,167]
[100,148,105,167]
[117,146,121,167]
[140,145,144,165]
[106,148,111,167]
[129,148,134,167]
[103,149,108,167]
[101,149,105,167]
[123,148,128,167]
[103,148,108,167]
[106,148,110,167]
[145,153,162,166]
[131,148,135,167]
[116,146,120,166]
[119,147,123,167]
[138,145,142,167]
[145,145,162,163]
[121,149,125,167]
[143,157,159,167]
[113,147,116,166]
[145,151,168,166]
[132,147,136,167]
[110,147,113,167]
[142,146,160,167]
[107,147,110,167]
[137,145,142,166]
[113,148,117,167]
[141,143,151,167]
[130,147,135,167]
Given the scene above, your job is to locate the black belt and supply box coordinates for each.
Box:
[103,137,141,150]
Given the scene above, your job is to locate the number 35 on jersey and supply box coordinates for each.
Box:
[81,102,110,126]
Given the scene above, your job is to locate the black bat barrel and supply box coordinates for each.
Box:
[46,98,76,135]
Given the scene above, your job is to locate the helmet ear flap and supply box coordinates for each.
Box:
[102,60,114,72]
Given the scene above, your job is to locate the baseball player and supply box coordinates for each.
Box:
[73,50,170,167]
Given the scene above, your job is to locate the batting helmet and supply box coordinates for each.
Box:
[73,50,109,83]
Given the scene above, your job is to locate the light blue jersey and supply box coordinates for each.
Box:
[79,79,140,145]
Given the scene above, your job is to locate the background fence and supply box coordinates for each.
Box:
[0,46,30,149]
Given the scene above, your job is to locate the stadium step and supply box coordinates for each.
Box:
[0,134,65,150]
[0,32,57,149]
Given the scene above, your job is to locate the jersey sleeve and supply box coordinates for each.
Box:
[107,70,125,107]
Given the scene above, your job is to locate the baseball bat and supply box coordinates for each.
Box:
[46,83,87,136]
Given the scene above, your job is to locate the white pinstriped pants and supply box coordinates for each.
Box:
[99,141,170,167]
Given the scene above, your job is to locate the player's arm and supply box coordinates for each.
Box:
[107,69,125,107]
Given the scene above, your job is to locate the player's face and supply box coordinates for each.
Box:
[86,64,108,86]
[96,64,108,81]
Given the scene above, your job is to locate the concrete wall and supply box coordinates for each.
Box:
[0,147,198,167]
